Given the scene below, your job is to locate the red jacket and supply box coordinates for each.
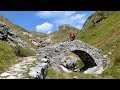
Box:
[69,32,75,41]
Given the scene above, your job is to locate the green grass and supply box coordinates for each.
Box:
[47,68,70,79]
[22,69,33,79]
[51,25,80,44]
[0,40,35,73]
[12,44,36,57]
[100,43,120,78]
[101,65,120,79]
[76,11,120,78]
[47,67,97,79]
[0,40,18,73]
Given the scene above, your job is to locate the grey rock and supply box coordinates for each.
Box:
[0,21,28,47]
[61,59,76,71]
[37,40,110,74]
[28,63,48,79]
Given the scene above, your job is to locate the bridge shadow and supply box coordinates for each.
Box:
[72,50,97,72]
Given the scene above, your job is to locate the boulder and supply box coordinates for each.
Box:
[41,58,48,63]
[61,59,77,71]
[28,63,48,79]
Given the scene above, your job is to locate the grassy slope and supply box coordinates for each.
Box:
[76,11,120,78]
[51,25,80,44]
[0,16,40,73]
[0,40,20,73]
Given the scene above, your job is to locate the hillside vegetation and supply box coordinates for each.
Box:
[76,11,120,78]
[0,15,45,72]
[0,16,47,49]
[51,24,80,44]
[0,40,18,73]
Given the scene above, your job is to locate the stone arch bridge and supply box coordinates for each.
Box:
[38,40,110,74]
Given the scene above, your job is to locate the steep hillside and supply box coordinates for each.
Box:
[76,11,120,78]
[0,16,47,49]
[0,15,47,72]
[51,24,80,44]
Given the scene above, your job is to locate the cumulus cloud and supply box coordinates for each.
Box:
[35,11,89,33]
[35,22,54,33]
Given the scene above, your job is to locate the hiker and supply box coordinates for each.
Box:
[69,32,75,41]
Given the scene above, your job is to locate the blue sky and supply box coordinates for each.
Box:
[0,11,95,34]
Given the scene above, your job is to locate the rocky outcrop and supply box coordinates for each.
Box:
[28,57,50,79]
[37,40,110,74]
[0,21,18,42]
[0,21,27,47]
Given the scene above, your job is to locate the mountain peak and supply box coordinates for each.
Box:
[58,24,80,31]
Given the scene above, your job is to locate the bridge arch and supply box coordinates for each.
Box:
[38,40,110,74]
[72,50,97,72]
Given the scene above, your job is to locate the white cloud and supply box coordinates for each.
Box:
[35,11,89,33]
[47,31,52,34]
[35,22,54,33]
[36,11,76,18]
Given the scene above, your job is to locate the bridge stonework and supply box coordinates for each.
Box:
[38,40,110,74]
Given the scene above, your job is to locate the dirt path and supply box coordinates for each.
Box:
[0,56,38,79]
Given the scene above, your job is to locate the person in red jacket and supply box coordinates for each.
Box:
[69,32,75,41]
